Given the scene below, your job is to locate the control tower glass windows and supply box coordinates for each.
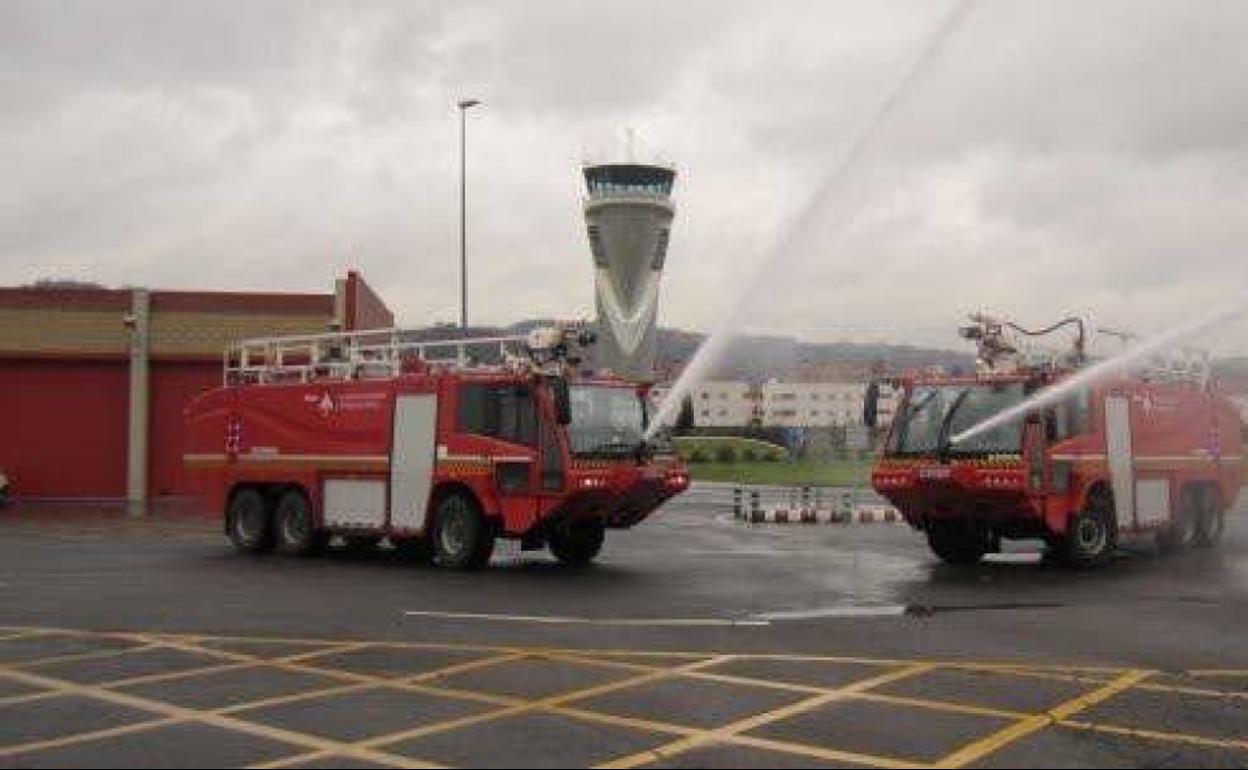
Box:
[584,164,674,198]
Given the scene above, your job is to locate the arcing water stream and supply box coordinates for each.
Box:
[951,296,1248,446]
[646,0,978,438]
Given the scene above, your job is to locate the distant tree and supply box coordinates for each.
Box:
[715,445,737,464]
[26,278,105,290]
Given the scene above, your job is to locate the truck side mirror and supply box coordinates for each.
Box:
[552,377,572,425]
[863,381,880,429]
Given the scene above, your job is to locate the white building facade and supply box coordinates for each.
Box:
[690,381,757,427]
[681,379,901,430]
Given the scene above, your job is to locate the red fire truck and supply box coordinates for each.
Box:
[183,326,689,569]
[866,315,1244,567]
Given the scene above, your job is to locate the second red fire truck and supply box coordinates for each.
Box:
[183,325,689,569]
[868,315,1244,567]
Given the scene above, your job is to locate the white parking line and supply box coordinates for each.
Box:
[403,610,771,627]
[753,606,909,621]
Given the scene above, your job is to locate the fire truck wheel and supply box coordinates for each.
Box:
[227,488,274,553]
[274,490,325,557]
[432,492,494,570]
[1194,487,1224,548]
[925,521,988,566]
[1063,506,1115,568]
[549,520,605,567]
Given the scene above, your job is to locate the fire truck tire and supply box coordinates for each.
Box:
[1157,487,1200,554]
[925,521,988,566]
[1194,487,1224,549]
[1063,505,1115,568]
[549,520,605,567]
[431,492,494,570]
[227,488,274,553]
[274,489,326,556]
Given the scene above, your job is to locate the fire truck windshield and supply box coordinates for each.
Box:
[567,384,646,457]
[889,382,1026,456]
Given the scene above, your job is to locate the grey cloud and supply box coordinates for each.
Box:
[3,0,1248,354]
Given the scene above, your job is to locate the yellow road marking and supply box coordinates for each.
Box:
[343,654,736,760]
[0,666,441,768]
[728,733,921,769]
[597,662,936,769]
[218,651,529,716]
[12,642,159,671]
[1136,680,1248,700]
[0,717,184,759]
[852,691,1027,721]
[552,649,1030,723]
[5,626,1248,769]
[932,669,1153,768]
[1061,718,1248,752]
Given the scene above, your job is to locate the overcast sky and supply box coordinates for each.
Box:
[3,0,1248,351]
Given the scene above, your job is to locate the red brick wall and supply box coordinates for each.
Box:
[345,271,395,331]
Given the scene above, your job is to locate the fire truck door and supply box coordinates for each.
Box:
[1104,396,1136,529]
[390,394,438,531]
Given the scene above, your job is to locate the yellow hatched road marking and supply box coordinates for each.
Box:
[11,643,159,671]
[596,662,936,769]
[932,669,1153,768]
[1061,718,1248,752]
[728,733,922,769]
[0,666,441,768]
[6,627,1248,768]
[264,654,738,769]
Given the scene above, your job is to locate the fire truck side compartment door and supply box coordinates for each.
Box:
[390,394,438,532]
[1104,396,1136,529]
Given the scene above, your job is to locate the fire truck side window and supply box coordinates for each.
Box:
[1052,388,1093,440]
[458,384,538,447]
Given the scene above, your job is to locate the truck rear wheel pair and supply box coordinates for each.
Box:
[228,488,327,556]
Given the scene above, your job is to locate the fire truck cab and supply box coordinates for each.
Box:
[868,315,1244,567]
[183,325,689,569]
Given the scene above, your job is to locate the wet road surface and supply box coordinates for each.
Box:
[1,488,1246,767]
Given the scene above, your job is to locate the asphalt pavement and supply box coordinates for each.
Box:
[1,487,1246,767]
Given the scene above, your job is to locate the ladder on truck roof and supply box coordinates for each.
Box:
[224,327,532,385]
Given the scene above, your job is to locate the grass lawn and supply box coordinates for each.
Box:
[687,459,874,487]
[672,435,788,461]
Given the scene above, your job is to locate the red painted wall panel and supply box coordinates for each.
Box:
[0,359,129,497]
[149,361,220,497]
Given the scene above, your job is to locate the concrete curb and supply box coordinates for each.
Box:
[734,505,904,525]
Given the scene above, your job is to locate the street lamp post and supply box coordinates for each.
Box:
[457,98,481,331]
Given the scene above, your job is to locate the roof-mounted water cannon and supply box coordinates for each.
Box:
[960,313,1086,373]
[522,323,597,374]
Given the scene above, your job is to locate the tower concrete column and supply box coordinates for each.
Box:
[582,162,677,381]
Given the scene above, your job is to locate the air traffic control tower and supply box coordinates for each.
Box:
[582,162,676,381]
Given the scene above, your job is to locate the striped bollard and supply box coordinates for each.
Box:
[733,486,743,520]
